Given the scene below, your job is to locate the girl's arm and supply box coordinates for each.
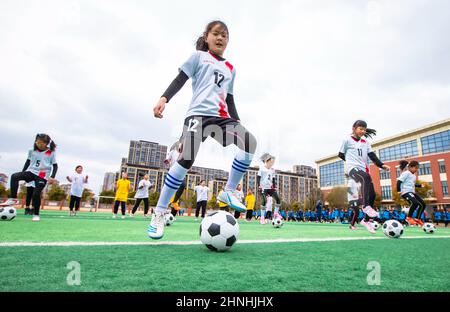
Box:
[161,71,189,103]
[22,159,31,172]
[226,94,240,121]
[66,176,72,182]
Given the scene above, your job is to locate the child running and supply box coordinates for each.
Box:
[148,20,257,239]
[2,134,58,222]
[130,174,153,217]
[338,120,390,233]
[396,160,426,226]
[66,165,88,216]
[257,153,282,225]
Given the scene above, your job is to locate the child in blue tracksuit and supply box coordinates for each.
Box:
[296,210,304,222]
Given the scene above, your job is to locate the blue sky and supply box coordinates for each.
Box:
[1,0,449,194]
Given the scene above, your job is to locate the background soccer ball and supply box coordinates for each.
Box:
[382,220,404,238]
[272,217,283,228]
[0,206,17,221]
[165,213,175,226]
[422,222,436,234]
[371,221,380,230]
[199,210,239,252]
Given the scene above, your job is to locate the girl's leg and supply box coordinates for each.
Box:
[172,181,186,203]
[75,196,81,212]
[143,198,149,215]
[201,201,207,218]
[25,186,34,215]
[415,195,427,221]
[113,201,120,214]
[121,201,126,216]
[195,201,201,218]
[10,171,34,198]
[31,178,47,216]
[132,198,142,214]
[69,196,75,212]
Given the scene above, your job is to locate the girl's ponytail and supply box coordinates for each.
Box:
[399,160,409,171]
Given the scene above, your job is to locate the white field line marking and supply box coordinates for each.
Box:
[1,235,450,247]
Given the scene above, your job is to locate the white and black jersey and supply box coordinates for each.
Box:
[258,166,276,190]
[26,149,57,180]
[339,136,373,173]
[397,171,420,195]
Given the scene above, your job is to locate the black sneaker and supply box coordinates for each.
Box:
[24,208,30,215]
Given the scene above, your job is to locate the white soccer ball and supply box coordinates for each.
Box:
[199,210,239,252]
[165,213,175,226]
[422,222,436,234]
[272,217,283,228]
[382,220,404,238]
[371,221,380,230]
[0,206,17,221]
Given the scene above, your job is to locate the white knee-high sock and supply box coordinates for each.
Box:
[155,162,188,214]
[225,150,253,191]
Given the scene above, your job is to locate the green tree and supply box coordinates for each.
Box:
[17,185,27,199]
[149,191,159,207]
[373,193,382,209]
[127,191,137,205]
[99,190,115,204]
[81,188,94,202]
[46,185,67,201]
[291,201,300,212]
[208,196,219,210]
[416,180,435,203]
[326,186,348,208]
[0,184,8,198]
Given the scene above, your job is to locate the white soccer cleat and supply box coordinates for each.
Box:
[32,215,40,222]
[112,214,117,219]
[121,215,126,219]
[0,198,19,207]
[217,190,246,213]
[147,212,165,239]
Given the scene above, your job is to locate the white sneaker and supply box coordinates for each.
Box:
[147,212,165,239]
[32,215,40,222]
[121,215,126,219]
[112,214,117,219]
[0,198,19,207]
[217,190,246,213]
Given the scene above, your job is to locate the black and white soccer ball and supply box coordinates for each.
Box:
[382,220,404,238]
[165,213,175,226]
[371,221,380,230]
[199,210,239,252]
[272,217,283,228]
[0,206,17,221]
[422,222,436,234]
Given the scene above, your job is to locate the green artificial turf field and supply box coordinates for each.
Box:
[1,210,449,292]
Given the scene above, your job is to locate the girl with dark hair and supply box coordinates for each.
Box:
[257,153,282,225]
[397,160,426,226]
[148,20,257,239]
[338,120,390,234]
[66,165,88,216]
[2,133,58,222]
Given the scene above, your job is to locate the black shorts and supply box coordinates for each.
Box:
[349,200,360,208]
[178,116,256,168]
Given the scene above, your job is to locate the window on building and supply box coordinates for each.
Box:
[421,130,450,155]
[442,181,449,197]
[379,169,391,180]
[319,161,345,187]
[439,161,446,173]
[418,163,432,176]
[381,186,392,200]
[379,140,419,162]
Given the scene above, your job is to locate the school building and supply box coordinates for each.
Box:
[315,119,450,210]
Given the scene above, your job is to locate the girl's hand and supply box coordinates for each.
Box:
[48,178,56,185]
[153,97,167,118]
[382,165,390,171]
